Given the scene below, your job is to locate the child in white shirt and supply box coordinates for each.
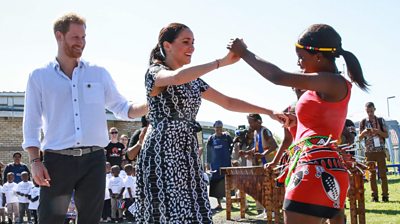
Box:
[0,184,5,224]
[101,162,112,222]
[28,180,40,224]
[108,165,125,223]
[15,171,32,223]
[123,164,136,222]
[2,173,19,223]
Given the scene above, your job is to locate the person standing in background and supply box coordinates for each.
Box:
[3,153,30,184]
[359,102,389,202]
[206,120,233,210]
[105,127,126,168]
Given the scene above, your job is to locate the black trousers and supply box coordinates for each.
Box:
[39,149,106,224]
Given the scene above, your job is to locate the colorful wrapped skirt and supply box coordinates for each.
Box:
[282,136,349,218]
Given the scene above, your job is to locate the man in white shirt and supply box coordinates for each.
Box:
[22,13,147,224]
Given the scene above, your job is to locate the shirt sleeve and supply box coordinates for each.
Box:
[22,72,43,149]
[102,68,132,120]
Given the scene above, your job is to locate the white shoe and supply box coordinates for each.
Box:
[256,211,266,219]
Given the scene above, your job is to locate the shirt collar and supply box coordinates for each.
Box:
[51,58,87,71]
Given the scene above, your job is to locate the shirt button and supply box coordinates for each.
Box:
[73,84,76,87]
[75,113,78,116]
[77,142,80,145]
[74,99,77,102]
[77,127,80,130]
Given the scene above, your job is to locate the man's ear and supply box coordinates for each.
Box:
[55,31,63,42]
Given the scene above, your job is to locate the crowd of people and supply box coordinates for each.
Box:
[12,11,392,224]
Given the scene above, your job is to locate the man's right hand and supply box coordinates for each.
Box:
[31,161,51,187]
[26,147,51,187]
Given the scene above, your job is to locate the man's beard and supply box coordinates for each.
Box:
[64,42,83,59]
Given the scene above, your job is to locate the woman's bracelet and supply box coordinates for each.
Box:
[30,158,41,164]
[215,59,220,69]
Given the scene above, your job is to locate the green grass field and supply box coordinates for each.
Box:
[213,174,400,224]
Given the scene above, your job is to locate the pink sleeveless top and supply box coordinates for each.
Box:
[294,80,352,142]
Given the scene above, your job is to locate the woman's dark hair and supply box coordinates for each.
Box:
[298,24,369,91]
[149,23,189,65]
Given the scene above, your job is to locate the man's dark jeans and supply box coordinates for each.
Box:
[39,149,106,224]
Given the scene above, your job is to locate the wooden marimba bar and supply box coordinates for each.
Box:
[220,166,284,223]
[346,161,373,224]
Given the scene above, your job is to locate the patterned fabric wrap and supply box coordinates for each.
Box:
[129,64,212,223]
[282,136,350,218]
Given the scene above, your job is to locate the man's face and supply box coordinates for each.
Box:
[59,23,86,59]
[214,126,223,135]
[366,106,375,118]
[247,118,260,130]
[13,154,21,164]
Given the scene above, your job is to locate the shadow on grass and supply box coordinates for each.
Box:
[387,178,400,184]
[365,208,400,215]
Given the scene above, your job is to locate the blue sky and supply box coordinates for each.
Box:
[1,1,399,137]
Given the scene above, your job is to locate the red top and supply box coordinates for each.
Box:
[295,80,352,142]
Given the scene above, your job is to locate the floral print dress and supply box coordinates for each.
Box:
[130,63,213,223]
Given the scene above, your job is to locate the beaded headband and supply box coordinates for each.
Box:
[295,43,336,52]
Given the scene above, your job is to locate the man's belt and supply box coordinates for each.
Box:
[46,146,103,157]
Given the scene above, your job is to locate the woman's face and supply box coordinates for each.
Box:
[164,28,195,67]
[296,48,318,73]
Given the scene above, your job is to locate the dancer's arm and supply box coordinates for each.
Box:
[228,39,347,101]
[202,86,287,124]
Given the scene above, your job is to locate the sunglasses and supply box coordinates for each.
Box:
[110,132,118,134]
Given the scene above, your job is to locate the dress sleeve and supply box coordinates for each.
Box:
[197,78,209,93]
[145,64,164,95]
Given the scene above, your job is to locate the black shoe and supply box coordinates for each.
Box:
[371,197,379,202]
[382,196,389,202]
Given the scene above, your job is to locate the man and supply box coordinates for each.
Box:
[341,119,357,155]
[105,127,125,168]
[22,13,147,224]
[247,114,278,166]
[247,113,278,217]
[3,152,30,184]
[206,120,233,210]
[359,102,389,202]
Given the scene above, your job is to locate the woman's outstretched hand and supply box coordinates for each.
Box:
[269,111,289,127]
[227,38,248,57]
[220,50,241,67]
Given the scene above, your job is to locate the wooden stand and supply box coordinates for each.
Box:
[221,166,284,223]
[347,162,372,224]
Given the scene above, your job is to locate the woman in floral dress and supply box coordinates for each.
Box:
[130,23,286,223]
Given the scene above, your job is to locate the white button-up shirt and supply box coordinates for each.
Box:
[22,59,132,150]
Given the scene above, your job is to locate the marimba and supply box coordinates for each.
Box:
[220,166,284,223]
[346,161,373,224]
